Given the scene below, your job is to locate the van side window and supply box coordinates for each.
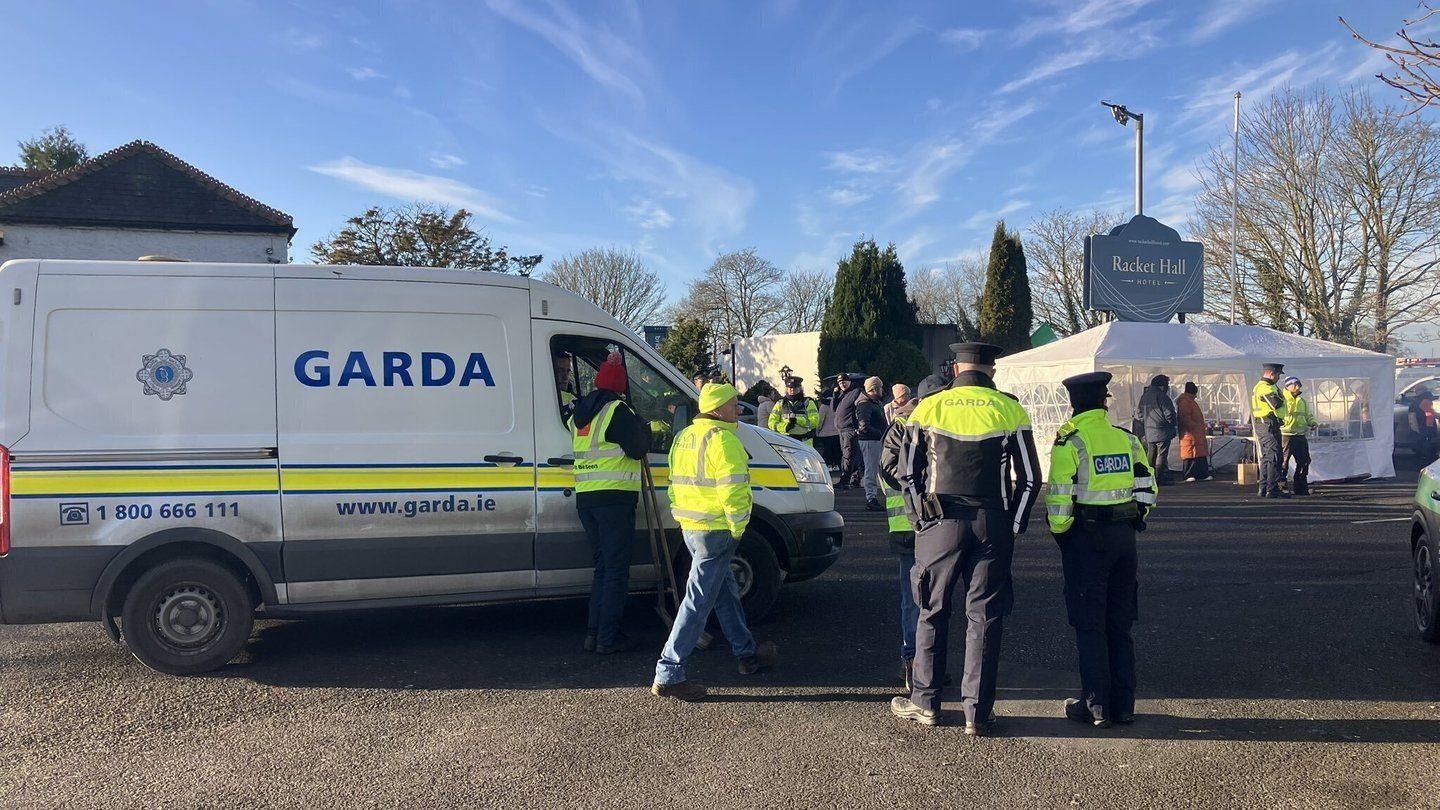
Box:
[548,336,695,453]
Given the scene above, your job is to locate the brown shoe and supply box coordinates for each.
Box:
[738,640,779,675]
[651,680,708,701]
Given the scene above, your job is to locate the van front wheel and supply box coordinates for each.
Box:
[120,558,254,675]
[733,533,782,622]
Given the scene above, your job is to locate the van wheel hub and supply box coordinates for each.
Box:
[731,556,753,598]
[154,585,222,649]
[1417,544,1435,629]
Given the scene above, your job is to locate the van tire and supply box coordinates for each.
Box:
[120,558,254,675]
[667,531,783,623]
[734,532,782,623]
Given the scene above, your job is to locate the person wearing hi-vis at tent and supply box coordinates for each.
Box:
[1280,376,1318,496]
[652,382,778,702]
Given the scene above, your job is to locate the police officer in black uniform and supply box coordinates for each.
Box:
[1047,372,1157,728]
[882,343,1041,733]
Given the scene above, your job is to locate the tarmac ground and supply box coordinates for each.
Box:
[1,463,1438,808]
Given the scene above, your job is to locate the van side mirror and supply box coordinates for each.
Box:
[672,404,691,435]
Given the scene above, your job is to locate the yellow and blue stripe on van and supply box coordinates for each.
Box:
[10,461,800,498]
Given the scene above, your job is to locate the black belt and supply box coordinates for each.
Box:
[1075,502,1139,523]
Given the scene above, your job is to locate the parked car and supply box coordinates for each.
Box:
[1411,458,1440,640]
[1394,376,1440,456]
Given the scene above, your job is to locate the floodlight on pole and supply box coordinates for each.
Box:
[1101,100,1144,216]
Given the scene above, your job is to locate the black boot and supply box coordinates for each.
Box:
[1064,698,1110,728]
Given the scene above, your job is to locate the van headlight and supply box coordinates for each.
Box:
[771,443,831,486]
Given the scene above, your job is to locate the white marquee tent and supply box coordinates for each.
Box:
[994,322,1396,482]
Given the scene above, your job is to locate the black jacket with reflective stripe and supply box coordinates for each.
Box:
[880,371,1042,534]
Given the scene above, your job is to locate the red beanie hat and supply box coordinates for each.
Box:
[595,351,628,393]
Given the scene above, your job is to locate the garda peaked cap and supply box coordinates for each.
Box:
[1061,371,1113,400]
[949,342,1003,365]
[784,375,804,387]
[1262,362,1285,374]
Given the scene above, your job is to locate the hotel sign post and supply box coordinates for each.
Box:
[1084,214,1204,323]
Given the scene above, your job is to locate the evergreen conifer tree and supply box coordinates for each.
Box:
[659,315,717,381]
[977,221,1034,354]
[818,239,930,385]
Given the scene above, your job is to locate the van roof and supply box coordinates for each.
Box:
[9,259,647,351]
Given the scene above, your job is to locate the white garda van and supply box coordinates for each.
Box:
[0,259,842,674]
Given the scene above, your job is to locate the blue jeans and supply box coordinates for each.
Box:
[900,552,919,662]
[654,529,757,685]
[579,502,635,648]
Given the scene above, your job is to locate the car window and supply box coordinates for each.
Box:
[548,335,696,452]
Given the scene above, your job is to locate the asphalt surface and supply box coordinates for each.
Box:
[2,465,1439,808]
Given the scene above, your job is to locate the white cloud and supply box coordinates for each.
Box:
[896,230,939,266]
[278,29,324,53]
[825,149,895,174]
[1000,23,1161,94]
[307,157,514,223]
[1179,44,1343,126]
[484,0,649,105]
[1158,164,1202,194]
[429,154,468,169]
[625,198,675,230]
[963,199,1031,230]
[940,27,989,52]
[828,18,923,101]
[896,100,1039,215]
[347,66,385,80]
[1189,0,1275,44]
[1016,0,1156,43]
[825,186,871,206]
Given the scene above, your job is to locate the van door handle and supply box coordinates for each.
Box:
[547,457,575,467]
[483,453,524,465]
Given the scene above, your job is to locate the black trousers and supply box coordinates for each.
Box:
[1059,519,1138,720]
[909,509,1014,719]
[1255,420,1283,495]
[839,430,862,487]
[1181,456,1210,481]
[1282,433,1311,495]
[1145,441,1171,484]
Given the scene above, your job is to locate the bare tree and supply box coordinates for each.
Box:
[775,268,833,333]
[311,203,542,273]
[1192,87,1440,350]
[543,247,666,330]
[680,248,785,345]
[1342,4,1440,116]
[1026,208,1125,336]
[908,257,984,339]
[1334,92,1440,350]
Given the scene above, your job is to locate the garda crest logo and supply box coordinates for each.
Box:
[136,348,194,401]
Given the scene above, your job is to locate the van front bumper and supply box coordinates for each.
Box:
[777,509,843,582]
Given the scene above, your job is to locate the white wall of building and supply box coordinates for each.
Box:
[732,331,820,392]
[0,223,289,264]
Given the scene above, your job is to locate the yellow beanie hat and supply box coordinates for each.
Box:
[699,382,740,414]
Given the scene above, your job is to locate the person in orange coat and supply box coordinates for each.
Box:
[1176,381,1213,482]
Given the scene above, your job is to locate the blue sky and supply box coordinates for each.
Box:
[1,0,1407,300]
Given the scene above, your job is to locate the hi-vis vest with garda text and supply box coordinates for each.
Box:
[568,399,642,493]
[1046,409,1157,535]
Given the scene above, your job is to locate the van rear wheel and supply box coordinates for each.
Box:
[120,558,253,675]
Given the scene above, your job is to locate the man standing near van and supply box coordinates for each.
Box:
[570,352,651,654]
[653,382,778,701]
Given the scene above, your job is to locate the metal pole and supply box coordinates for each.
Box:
[1135,114,1144,216]
[1231,91,1241,325]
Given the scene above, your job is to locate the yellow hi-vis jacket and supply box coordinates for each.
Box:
[769,396,821,444]
[1046,409,1157,535]
[1281,390,1317,435]
[667,417,751,537]
[882,412,915,534]
[1251,379,1287,422]
[568,399,642,493]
